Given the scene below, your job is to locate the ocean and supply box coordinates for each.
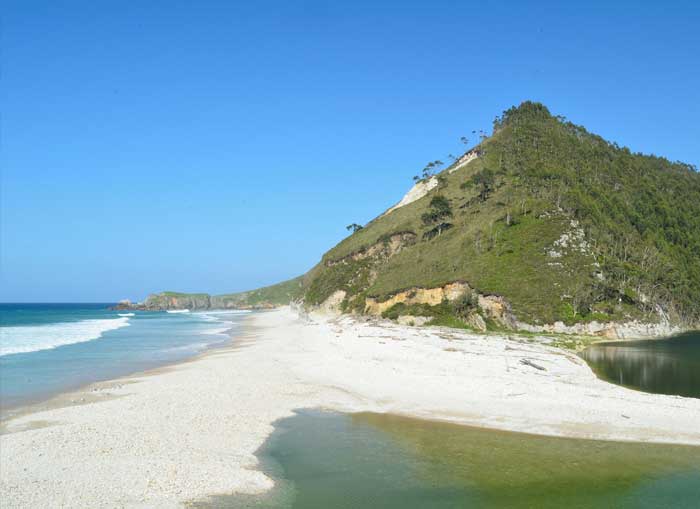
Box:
[0,303,248,413]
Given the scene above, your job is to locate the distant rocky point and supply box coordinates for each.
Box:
[114,278,304,311]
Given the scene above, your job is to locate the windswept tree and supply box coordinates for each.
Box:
[415,160,444,183]
[421,195,452,225]
[421,195,454,239]
[473,168,495,201]
[462,168,496,202]
[346,223,363,233]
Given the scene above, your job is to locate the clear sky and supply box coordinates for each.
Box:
[2,0,699,302]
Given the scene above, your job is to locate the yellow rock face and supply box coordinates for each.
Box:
[364,282,471,315]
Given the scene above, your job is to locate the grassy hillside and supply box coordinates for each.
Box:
[132,277,304,310]
[302,102,700,328]
[214,276,304,308]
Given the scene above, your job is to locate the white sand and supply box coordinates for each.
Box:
[2,307,700,507]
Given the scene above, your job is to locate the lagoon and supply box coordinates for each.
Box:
[203,410,700,509]
[581,331,700,399]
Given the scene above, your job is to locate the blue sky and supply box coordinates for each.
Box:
[2,0,699,302]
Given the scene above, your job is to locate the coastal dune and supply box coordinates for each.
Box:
[2,307,700,507]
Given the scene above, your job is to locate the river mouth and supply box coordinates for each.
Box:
[192,410,700,509]
[580,331,700,399]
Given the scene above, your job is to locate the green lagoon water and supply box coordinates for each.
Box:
[195,410,700,509]
[581,331,700,399]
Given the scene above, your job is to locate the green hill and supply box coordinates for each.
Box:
[213,277,305,308]
[300,102,700,333]
[127,102,699,335]
[121,277,304,310]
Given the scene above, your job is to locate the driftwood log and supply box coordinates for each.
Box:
[520,359,546,371]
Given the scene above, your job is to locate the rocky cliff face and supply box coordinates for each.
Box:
[144,293,212,310]
[323,279,683,339]
[113,293,212,311]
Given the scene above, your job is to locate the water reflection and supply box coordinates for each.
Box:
[581,331,700,399]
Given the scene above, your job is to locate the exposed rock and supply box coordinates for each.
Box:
[317,290,347,315]
[477,295,517,328]
[143,293,211,311]
[516,318,682,340]
[382,149,479,217]
[448,149,479,174]
[383,177,439,216]
[466,311,487,332]
[363,280,681,340]
[365,282,472,315]
[112,300,135,310]
[326,232,416,267]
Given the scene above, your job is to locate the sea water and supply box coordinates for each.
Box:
[0,303,249,413]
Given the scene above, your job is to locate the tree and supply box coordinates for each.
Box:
[346,223,363,233]
[470,168,495,201]
[416,160,444,183]
[421,195,453,226]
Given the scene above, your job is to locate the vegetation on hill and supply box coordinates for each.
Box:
[301,102,700,328]
[132,102,699,331]
[128,277,304,310]
[214,276,304,308]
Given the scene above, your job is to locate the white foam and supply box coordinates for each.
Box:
[118,313,135,317]
[199,327,230,336]
[166,309,190,314]
[0,317,131,356]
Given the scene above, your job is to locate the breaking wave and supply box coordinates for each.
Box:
[0,317,131,356]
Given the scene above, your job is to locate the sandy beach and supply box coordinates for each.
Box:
[2,306,700,508]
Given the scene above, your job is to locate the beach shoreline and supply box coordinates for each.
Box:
[0,312,248,422]
[2,306,700,507]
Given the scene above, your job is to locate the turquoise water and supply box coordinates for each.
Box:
[581,331,700,399]
[202,410,700,509]
[0,303,248,412]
